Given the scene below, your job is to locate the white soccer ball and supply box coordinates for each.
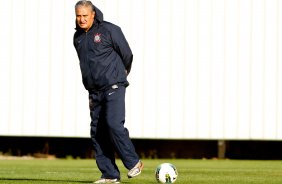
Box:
[155,163,178,183]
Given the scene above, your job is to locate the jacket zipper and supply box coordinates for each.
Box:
[85,31,95,88]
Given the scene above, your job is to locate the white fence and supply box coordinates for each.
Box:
[0,0,281,140]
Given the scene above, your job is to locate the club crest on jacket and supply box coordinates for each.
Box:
[94,33,102,43]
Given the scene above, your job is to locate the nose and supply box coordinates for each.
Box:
[81,17,86,23]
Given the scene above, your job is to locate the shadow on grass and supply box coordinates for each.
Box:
[0,178,133,184]
[0,177,92,183]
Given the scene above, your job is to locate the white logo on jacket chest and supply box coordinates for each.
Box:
[94,33,101,43]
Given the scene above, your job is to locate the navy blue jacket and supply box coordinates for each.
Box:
[73,6,133,91]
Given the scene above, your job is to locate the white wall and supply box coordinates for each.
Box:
[0,0,281,140]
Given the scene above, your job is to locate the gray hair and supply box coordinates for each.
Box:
[75,0,95,12]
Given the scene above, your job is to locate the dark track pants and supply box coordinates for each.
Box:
[89,85,139,179]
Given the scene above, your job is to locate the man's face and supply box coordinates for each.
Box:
[75,5,95,32]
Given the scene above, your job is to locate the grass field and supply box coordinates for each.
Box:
[0,158,282,184]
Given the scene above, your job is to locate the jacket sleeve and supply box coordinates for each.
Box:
[111,26,133,74]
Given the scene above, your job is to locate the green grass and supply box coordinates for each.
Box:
[0,159,282,184]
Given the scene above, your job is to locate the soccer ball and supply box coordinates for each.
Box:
[155,163,178,183]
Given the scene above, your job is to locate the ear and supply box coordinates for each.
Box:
[92,11,95,19]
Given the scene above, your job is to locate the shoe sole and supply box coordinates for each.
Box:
[93,179,120,183]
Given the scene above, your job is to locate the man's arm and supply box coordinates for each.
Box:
[111,26,133,74]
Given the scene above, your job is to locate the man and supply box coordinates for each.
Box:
[73,1,143,183]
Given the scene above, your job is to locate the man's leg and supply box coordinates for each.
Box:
[104,86,140,170]
[89,93,120,179]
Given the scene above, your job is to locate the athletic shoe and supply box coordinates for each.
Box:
[93,178,120,183]
[127,160,144,178]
